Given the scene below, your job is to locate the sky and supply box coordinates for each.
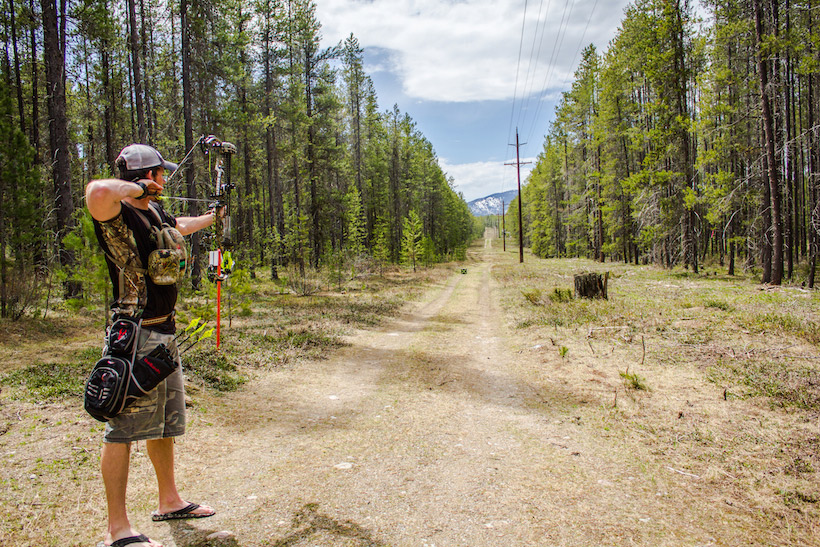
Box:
[314,0,636,202]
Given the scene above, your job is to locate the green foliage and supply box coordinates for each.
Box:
[343,185,367,258]
[0,76,44,319]
[704,299,733,312]
[228,268,254,317]
[549,288,574,303]
[620,370,649,391]
[401,210,423,272]
[62,210,109,308]
[517,0,810,277]
[182,348,247,392]
[372,218,391,275]
[522,288,543,305]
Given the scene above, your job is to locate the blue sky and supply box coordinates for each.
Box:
[315,0,636,202]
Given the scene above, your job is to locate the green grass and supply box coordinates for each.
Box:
[182,348,248,392]
[703,298,733,312]
[708,358,820,410]
[741,312,820,345]
[0,347,99,402]
[620,370,649,391]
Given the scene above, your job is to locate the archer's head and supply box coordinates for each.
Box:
[116,144,178,183]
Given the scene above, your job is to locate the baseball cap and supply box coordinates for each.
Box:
[116,144,178,173]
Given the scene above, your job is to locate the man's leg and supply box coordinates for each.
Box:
[146,437,214,517]
[101,442,162,546]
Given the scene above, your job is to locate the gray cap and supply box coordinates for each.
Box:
[116,144,178,173]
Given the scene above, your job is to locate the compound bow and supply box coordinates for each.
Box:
[164,134,237,349]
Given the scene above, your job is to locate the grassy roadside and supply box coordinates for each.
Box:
[0,267,446,401]
[492,250,820,544]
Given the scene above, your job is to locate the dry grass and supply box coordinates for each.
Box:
[494,253,820,544]
[4,249,820,545]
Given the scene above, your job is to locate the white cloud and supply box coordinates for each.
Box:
[316,0,632,103]
[439,157,535,202]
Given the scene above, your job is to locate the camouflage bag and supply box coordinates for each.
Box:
[147,225,187,285]
[105,204,188,287]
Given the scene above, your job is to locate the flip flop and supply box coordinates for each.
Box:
[106,534,155,547]
[151,502,215,522]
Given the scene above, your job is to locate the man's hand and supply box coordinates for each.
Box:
[207,204,227,220]
[135,178,163,199]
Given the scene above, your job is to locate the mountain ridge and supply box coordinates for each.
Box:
[467,189,518,216]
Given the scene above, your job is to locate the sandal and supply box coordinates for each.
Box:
[151,502,215,522]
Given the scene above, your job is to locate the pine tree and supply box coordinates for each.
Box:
[401,210,423,272]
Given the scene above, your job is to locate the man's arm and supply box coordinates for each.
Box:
[175,210,218,236]
[85,178,161,221]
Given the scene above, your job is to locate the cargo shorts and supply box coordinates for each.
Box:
[103,329,185,443]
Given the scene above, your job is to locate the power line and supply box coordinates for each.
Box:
[506,0,530,151]
[517,0,551,128]
[502,0,532,196]
[521,0,574,145]
[523,0,601,150]
[503,0,602,201]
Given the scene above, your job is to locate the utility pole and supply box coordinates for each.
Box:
[502,199,506,252]
[506,128,531,263]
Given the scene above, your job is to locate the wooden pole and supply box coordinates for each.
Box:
[516,129,524,263]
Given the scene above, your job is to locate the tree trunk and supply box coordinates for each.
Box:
[28,0,39,163]
[808,67,818,288]
[127,0,146,142]
[139,0,154,144]
[574,272,609,300]
[101,41,115,175]
[754,0,783,284]
[181,0,200,289]
[9,0,25,135]
[41,0,75,276]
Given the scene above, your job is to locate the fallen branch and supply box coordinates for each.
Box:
[641,335,646,366]
[587,326,629,336]
[667,466,701,479]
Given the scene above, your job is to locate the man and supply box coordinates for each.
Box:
[86,144,218,547]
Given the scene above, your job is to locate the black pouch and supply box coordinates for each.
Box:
[129,343,178,397]
[108,318,139,355]
[85,319,177,423]
[84,356,132,422]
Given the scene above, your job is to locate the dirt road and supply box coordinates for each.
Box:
[122,242,768,547]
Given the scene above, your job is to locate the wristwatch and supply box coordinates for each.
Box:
[134,181,148,199]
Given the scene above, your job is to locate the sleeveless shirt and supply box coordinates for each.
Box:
[93,201,178,334]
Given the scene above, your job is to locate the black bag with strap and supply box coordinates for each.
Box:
[84,318,178,422]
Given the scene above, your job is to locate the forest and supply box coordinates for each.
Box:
[511,0,820,288]
[0,0,476,318]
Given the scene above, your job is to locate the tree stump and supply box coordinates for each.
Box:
[574,272,609,299]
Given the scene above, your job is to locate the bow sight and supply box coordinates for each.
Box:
[201,135,237,250]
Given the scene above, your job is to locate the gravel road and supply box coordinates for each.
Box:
[140,243,755,547]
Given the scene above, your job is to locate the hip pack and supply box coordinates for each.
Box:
[84,318,179,422]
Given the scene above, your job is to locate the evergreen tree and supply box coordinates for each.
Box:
[401,210,423,272]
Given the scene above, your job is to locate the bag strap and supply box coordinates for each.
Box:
[114,318,142,417]
[104,251,148,302]
[106,203,164,295]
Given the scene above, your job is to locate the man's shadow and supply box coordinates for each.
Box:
[165,503,387,547]
[167,521,240,547]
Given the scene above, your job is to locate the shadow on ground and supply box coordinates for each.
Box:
[268,503,387,547]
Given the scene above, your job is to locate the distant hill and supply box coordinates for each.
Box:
[468,190,519,217]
